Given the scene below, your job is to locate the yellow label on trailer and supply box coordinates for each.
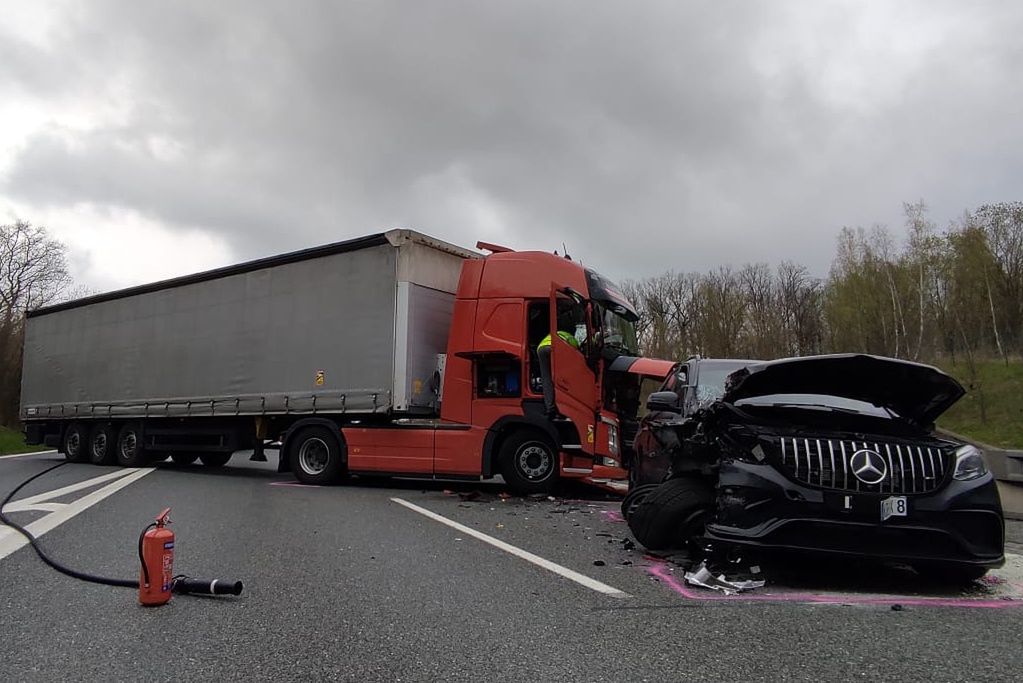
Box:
[315,370,325,386]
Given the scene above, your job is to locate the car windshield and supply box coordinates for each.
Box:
[601,307,639,355]
[735,393,896,418]
[694,361,752,402]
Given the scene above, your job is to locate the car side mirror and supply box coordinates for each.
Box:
[647,391,682,414]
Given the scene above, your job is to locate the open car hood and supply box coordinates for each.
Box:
[608,356,677,380]
[721,354,965,425]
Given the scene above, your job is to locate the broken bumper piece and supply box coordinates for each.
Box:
[683,561,766,595]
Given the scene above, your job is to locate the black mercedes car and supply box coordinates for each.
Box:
[623,354,1005,582]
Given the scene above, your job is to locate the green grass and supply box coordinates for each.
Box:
[0,424,49,456]
[936,358,1023,449]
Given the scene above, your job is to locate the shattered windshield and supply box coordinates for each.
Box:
[695,362,751,403]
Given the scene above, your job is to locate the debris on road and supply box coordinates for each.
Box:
[593,560,606,566]
[683,560,766,595]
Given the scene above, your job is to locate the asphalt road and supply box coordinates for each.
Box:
[2,450,1022,682]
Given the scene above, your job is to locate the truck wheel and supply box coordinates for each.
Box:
[199,452,232,468]
[63,423,89,463]
[170,452,199,465]
[627,477,715,551]
[88,423,117,465]
[288,426,345,485]
[498,430,559,495]
[115,422,150,467]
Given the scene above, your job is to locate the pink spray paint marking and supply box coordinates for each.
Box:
[601,510,625,523]
[646,560,1023,609]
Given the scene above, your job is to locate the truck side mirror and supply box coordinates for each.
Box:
[647,391,682,414]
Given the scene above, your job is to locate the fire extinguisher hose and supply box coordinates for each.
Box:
[0,461,137,588]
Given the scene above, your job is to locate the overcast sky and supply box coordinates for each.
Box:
[2,1,1021,293]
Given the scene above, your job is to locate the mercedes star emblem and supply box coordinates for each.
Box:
[850,449,888,485]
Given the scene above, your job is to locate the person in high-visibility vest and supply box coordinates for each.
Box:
[536,329,581,417]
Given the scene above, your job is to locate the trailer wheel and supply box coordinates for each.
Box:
[498,430,559,495]
[88,423,117,465]
[199,452,232,468]
[115,422,150,467]
[627,477,715,551]
[170,452,199,466]
[288,426,345,485]
[63,423,89,463]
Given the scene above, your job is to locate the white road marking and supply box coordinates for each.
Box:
[391,497,630,598]
[6,468,142,509]
[0,450,58,460]
[0,468,154,561]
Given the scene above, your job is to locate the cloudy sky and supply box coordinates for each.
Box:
[1,1,1021,293]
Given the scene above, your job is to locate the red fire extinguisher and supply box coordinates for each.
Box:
[139,508,174,606]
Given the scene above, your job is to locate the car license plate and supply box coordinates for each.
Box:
[880,496,907,521]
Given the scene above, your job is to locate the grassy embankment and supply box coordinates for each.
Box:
[937,359,1023,449]
[0,424,49,456]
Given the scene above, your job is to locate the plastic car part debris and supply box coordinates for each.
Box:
[683,560,766,595]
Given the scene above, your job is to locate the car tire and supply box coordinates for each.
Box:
[115,422,151,467]
[170,452,199,466]
[88,423,118,465]
[498,430,559,495]
[627,477,715,551]
[621,483,659,522]
[62,423,89,463]
[288,426,345,485]
[913,563,989,585]
[199,452,232,468]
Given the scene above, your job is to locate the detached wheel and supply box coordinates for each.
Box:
[914,563,989,585]
[63,423,89,463]
[88,423,117,465]
[115,422,151,467]
[621,483,659,522]
[170,452,199,466]
[499,430,559,495]
[199,452,232,468]
[627,477,715,551]
[287,426,345,485]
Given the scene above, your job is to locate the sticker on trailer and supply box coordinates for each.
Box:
[315,370,325,386]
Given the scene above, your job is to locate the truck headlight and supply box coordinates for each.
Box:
[952,444,988,481]
[607,424,619,456]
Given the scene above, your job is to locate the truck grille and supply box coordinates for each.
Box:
[775,437,950,494]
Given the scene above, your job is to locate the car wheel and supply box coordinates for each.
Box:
[63,423,89,463]
[88,423,118,465]
[287,426,345,485]
[627,477,715,551]
[115,422,151,467]
[913,563,989,585]
[170,452,199,465]
[621,483,659,521]
[498,430,559,495]
[199,452,232,468]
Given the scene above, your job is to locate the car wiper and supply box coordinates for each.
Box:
[757,402,865,416]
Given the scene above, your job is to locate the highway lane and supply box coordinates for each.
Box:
[2,451,1022,681]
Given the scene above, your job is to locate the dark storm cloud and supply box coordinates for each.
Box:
[3,1,1023,284]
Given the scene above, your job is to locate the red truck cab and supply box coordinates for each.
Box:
[325,243,674,492]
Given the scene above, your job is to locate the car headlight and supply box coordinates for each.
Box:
[607,424,619,456]
[952,444,988,481]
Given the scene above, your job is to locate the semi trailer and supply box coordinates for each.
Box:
[21,229,673,493]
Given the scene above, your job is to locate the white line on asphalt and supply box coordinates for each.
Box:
[7,468,144,508]
[0,450,58,460]
[0,468,154,561]
[391,497,630,598]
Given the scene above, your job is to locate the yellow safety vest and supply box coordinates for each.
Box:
[538,331,580,350]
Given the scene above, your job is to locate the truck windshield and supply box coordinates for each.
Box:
[601,307,639,355]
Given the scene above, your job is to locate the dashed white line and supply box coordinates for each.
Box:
[0,450,57,460]
[391,497,630,598]
[0,468,155,561]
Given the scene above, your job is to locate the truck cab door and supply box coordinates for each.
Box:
[548,287,598,454]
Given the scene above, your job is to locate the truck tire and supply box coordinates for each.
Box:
[63,423,89,463]
[199,452,232,468]
[498,430,559,495]
[288,426,345,485]
[88,423,117,465]
[115,422,150,467]
[170,452,199,466]
[627,477,715,551]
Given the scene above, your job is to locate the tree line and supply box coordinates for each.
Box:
[621,201,1023,413]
